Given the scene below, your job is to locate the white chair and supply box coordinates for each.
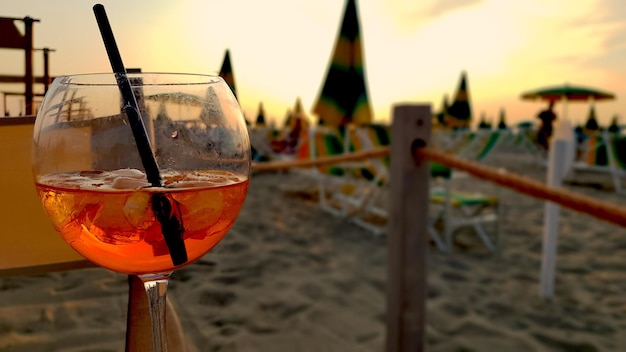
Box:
[429,164,501,253]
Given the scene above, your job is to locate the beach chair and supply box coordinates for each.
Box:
[429,163,501,253]
[347,125,501,252]
[567,131,626,194]
[332,125,444,249]
[0,116,187,350]
[455,129,505,161]
[305,126,383,218]
[337,124,392,233]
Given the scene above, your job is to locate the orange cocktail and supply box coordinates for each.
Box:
[36,169,248,275]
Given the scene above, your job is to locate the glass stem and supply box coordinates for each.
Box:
[140,274,171,352]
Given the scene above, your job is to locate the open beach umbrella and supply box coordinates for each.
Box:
[520,83,615,120]
[445,71,472,129]
[520,84,615,102]
[312,0,373,127]
[218,49,237,99]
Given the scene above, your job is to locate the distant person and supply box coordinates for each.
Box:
[536,101,557,150]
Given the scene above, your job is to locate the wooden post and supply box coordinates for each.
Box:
[42,47,54,93]
[23,16,35,116]
[386,104,431,351]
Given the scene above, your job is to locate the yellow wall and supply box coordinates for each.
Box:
[0,119,90,276]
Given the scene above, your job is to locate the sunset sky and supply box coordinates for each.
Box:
[1,0,625,128]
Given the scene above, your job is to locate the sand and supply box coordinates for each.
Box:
[0,150,625,351]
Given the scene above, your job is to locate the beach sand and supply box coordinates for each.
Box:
[0,150,625,351]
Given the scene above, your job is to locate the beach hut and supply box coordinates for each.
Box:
[312,0,373,127]
[445,71,472,130]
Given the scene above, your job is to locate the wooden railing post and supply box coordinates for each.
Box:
[386,104,431,352]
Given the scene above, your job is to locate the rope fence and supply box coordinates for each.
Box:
[251,142,626,228]
[251,104,626,352]
[251,147,389,171]
[418,147,626,228]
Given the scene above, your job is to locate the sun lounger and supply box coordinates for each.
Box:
[429,163,500,253]
[345,124,502,252]
[567,131,626,193]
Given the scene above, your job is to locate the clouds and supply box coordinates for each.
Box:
[0,0,624,125]
[416,0,484,19]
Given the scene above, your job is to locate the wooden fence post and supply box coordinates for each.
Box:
[386,104,431,352]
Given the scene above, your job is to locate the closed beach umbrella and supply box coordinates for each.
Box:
[434,94,450,128]
[446,71,472,129]
[584,104,599,131]
[218,49,237,99]
[283,109,293,130]
[477,112,491,130]
[290,97,310,129]
[497,108,508,130]
[255,102,266,127]
[609,115,620,134]
[312,0,373,127]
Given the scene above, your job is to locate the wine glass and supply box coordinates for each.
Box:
[32,72,250,351]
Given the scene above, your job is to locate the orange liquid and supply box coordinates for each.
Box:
[35,170,248,275]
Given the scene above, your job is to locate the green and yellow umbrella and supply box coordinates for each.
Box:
[290,97,310,129]
[312,0,372,127]
[255,102,266,127]
[218,49,237,99]
[609,115,620,134]
[433,94,450,129]
[445,71,472,129]
[497,108,508,130]
[520,83,615,121]
[584,104,599,132]
[521,84,614,102]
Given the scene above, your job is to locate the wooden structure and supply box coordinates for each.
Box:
[0,16,55,115]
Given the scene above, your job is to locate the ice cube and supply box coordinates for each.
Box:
[112,177,151,189]
[173,188,223,234]
[123,192,155,230]
[110,168,146,179]
[42,190,75,227]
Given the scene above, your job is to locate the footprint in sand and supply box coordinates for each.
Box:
[197,289,237,307]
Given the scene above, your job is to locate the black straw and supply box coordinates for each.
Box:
[93,4,188,266]
[93,3,161,187]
